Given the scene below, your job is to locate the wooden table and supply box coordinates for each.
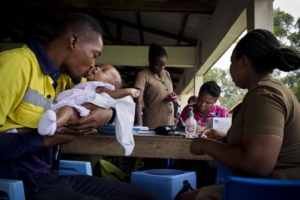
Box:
[62,132,213,160]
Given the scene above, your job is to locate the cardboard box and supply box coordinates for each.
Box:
[206,117,232,132]
[131,169,196,200]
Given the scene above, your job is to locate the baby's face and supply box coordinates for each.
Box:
[87,64,120,87]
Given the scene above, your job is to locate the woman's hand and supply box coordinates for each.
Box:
[201,128,227,142]
[164,92,178,101]
[63,106,113,134]
[196,125,205,133]
[190,138,206,156]
[170,92,177,96]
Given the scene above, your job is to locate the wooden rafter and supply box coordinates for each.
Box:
[99,14,198,45]
[116,23,123,44]
[96,12,115,43]
[136,12,144,45]
[21,0,217,14]
[176,13,189,45]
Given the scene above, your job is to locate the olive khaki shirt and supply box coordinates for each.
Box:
[135,68,174,129]
[228,74,300,179]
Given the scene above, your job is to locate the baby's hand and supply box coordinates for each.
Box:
[130,88,140,98]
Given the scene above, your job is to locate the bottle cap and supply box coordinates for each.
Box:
[189,107,194,118]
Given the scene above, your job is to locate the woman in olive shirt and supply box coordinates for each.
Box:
[179,29,300,200]
[134,43,176,128]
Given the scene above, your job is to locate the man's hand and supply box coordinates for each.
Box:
[63,106,113,134]
[43,132,83,148]
[80,102,98,110]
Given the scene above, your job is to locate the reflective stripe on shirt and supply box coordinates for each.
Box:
[23,87,52,110]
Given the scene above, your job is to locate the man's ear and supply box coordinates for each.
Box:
[69,35,78,50]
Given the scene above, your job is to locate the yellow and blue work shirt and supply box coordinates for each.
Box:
[0,36,75,132]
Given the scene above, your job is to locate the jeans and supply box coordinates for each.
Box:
[26,170,155,200]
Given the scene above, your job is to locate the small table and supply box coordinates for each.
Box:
[62,132,213,160]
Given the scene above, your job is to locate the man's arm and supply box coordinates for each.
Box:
[0,132,83,161]
[0,52,31,130]
[63,107,113,133]
[0,132,44,160]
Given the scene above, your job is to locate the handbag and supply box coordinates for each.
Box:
[154,125,177,135]
[154,125,186,136]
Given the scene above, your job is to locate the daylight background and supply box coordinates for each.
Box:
[213,0,300,71]
[205,0,300,110]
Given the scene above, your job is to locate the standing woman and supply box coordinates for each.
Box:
[134,43,176,128]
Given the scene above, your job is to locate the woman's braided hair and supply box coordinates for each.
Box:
[235,29,300,73]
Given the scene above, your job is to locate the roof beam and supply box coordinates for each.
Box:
[22,0,217,14]
[99,14,198,45]
[96,45,196,67]
[136,12,144,45]
[97,12,115,43]
[116,23,123,44]
[176,13,189,45]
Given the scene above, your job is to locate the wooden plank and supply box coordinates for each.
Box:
[99,14,198,45]
[62,133,213,160]
[23,0,217,14]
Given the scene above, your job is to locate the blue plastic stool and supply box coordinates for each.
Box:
[59,160,92,175]
[131,169,196,200]
[0,179,25,200]
[223,176,300,200]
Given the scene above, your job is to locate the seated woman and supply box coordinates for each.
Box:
[174,81,228,187]
[179,29,300,200]
[180,80,228,135]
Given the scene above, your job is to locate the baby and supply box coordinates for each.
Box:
[38,64,140,155]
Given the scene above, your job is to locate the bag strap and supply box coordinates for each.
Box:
[173,180,194,200]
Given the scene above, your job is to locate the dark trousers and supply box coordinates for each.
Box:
[27,170,155,200]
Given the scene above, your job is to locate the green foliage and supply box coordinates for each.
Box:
[281,70,300,101]
[204,67,246,110]
[203,8,300,109]
[274,8,300,102]
[274,8,294,38]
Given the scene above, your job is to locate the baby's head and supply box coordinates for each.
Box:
[87,64,122,89]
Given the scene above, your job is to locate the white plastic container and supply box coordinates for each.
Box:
[206,117,232,132]
[185,107,197,138]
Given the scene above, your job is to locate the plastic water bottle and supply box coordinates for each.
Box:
[185,107,197,138]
